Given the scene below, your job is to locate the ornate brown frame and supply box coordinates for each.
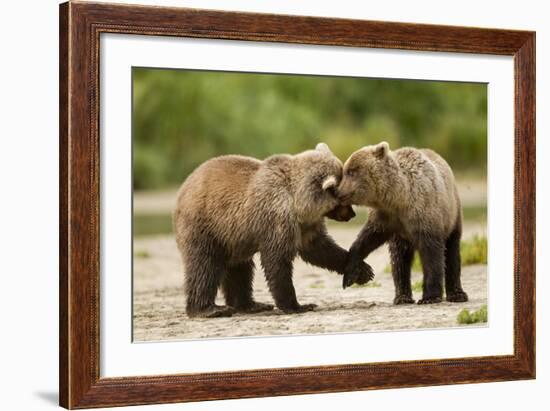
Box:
[59,1,536,408]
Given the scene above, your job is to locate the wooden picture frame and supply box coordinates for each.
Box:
[59,1,535,408]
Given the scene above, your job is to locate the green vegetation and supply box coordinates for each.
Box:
[133,68,487,190]
[132,69,488,241]
[461,235,487,265]
[457,305,488,324]
[134,249,151,258]
[134,214,173,237]
[411,280,423,293]
[384,235,488,273]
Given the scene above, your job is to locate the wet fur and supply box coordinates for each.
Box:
[339,143,468,304]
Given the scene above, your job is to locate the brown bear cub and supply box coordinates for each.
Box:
[174,143,373,318]
[338,142,468,305]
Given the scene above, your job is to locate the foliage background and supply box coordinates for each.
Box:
[133,68,487,190]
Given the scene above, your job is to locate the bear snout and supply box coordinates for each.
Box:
[336,190,353,206]
[336,179,354,203]
[325,204,356,222]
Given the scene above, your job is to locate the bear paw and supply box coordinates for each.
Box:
[280,303,317,314]
[446,291,469,303]
[236,301,275,313]
[188,305,236,318]
[343,260,375,289]
[417,296,443,305]
[393,295,415,305]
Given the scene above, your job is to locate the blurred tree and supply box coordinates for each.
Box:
[133,68,486,189]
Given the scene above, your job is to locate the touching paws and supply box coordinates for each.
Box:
[343,259,375,289]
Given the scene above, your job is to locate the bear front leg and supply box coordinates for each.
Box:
[222,260,274,313]
[298,224,349,274]
[344,214,391,288]
[389,236,415,304]
[416,234,445,304]
[299,229,373,287]
[260,250,316,314]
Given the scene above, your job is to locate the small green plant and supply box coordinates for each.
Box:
[457,305,487,324]
[460,235,487,265]
[411,256,422,271]
[411,280,423,292]
[134,249,151,258]
[350,280,381,288]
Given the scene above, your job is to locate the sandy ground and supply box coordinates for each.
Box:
[133,223,487,341]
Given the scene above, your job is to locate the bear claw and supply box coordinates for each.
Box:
[188,305,236,318]
[417,297,443,305]
[343,260,375,289]
[446,291,469,303]
[281,303,317,314]
[236,301,274,313]
[394,295,415,305]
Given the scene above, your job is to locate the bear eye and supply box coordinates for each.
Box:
[346,169,356,177]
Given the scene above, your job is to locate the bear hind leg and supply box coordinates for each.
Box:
[222,260,274,313]
[389,236,415,305]
[445,227,468,303]
[183,245,234,318]
[417,234,445,304]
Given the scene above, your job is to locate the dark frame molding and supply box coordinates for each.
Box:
[59,1,535,408]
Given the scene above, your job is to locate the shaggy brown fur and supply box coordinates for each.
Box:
[338,142,468,304]
[174,143,372,318]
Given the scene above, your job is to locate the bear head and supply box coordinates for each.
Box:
[291,143,354,223]
[338,141,401,208]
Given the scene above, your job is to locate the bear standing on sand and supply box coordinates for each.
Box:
[174,143,372,318]
[338,142,468,305]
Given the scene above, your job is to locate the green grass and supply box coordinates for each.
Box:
[134,214,173,237]
[457,305,488,324]
[384,234,487,273]
[460,235,487,265]
[411,280,423,292]
[134,249,151,258]
[350,280,382,288]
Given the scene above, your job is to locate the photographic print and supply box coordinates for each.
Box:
[132,68,488,342]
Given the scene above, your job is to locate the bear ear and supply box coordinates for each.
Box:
[322,175,338,191]
[374,141,390,158]
[316,142,332,154]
